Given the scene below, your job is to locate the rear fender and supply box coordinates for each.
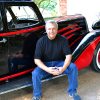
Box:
[72,31,100,70]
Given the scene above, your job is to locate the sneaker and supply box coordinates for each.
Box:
[32,96,41,100]
[69,93,81,100]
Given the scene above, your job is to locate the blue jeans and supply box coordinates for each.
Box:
[32,61,78,97]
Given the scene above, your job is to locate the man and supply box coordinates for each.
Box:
[32,20,81,100]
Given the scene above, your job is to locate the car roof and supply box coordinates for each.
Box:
[0,0,32,3]
[0,0,31,1]
[0,1,34,6]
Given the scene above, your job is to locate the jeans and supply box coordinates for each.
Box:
[32,61,78,97]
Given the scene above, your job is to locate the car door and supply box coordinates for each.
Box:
[5,3,45,74]
[0,7,9,76]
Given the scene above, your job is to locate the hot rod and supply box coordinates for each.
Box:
[0,0,100,94]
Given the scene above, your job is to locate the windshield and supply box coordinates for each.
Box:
[7,6,37,21]
[6,6,39,29]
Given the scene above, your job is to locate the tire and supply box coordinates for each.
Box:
[91,43,100,72]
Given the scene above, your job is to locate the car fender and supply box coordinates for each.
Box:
[72,30,100,70]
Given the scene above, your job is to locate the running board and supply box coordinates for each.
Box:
[0,74,32,95]
[0,74,65,95]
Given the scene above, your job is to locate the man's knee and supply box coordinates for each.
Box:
[32,67,41,79]
[32,69,38,77]
[69,63,78,71]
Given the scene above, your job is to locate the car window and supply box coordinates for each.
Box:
[0,11,3,31]
[6,6,39,29]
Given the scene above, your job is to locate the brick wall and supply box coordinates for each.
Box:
[58,0,67,16]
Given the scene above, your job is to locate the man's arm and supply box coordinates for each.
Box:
[34,59,60,75]
[34,59,49,72]
[58,54,72,74]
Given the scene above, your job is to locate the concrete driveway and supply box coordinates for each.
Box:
[0,67,100,100]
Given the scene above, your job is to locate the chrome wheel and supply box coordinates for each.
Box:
[91,43,100,72]
[96,48,100,69]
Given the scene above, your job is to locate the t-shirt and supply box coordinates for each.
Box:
[34,34,71,62]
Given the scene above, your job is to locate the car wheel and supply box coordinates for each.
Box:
[91,43,100,72]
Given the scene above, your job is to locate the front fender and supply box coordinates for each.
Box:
[72,30,100,70]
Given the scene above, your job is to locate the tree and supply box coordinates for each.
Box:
[33,0,57,17]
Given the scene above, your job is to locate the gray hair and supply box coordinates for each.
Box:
[45,20,58,29]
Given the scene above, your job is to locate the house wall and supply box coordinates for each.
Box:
[67,0,100,30]
[58,0,67,16]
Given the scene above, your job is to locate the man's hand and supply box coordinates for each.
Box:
[58,67,65,74]
[47,67,60,76]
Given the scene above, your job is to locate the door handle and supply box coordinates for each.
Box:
[0,38,7,43]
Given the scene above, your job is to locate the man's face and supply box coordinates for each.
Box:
[46,23,58,40]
